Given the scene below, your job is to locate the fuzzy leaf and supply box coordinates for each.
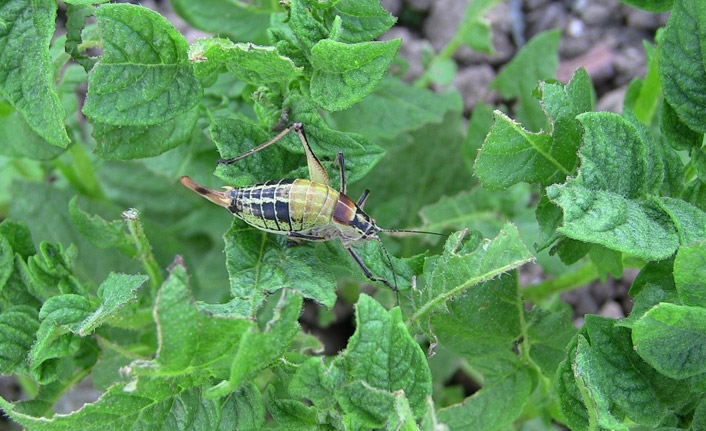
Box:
[340,294,432,418]
[68,197,135,255]
[656,197,706,245]
[40,272,147,335]
[547,112,680,260]
[189,38,302,83]
[0,306,39,375]
[310,38,401,111]
[92,107,199,160]
[633,303,706,379]
[0,220,35,259]
[0,377,265,430]
[674,241,706,307]
[224,226,337,314]
[323,0,396,43]
[660,101,702,151]
[207,290,302,397]
[405,225,534,328]
[659,0,706,134]
[437,366,533,431]
[0,102,66,160]
[476,68,591,189]
[0,234,11,293]
[0,0,69,147]
[138,262,250,377]
[82,4,202,126]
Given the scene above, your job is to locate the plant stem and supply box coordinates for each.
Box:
[521,262,598,303]
[122,208,163,294]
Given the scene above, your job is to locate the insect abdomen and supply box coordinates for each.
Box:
[230,179,339,233]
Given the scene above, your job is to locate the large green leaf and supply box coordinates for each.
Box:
[659,0,706,134]
[170,0,273,44]
[0,0,69,147]
[83,4,202,126]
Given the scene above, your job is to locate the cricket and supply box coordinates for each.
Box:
[180,123,441,290]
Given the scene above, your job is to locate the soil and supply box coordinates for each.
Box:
[0,0,667,425]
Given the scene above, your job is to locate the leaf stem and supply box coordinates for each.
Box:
[521,262,599,303]
[122,208,163,294]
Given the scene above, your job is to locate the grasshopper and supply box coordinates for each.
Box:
[181,123,440,290]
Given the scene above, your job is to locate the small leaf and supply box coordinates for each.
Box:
[82,4,202,126]
[289,0,329,53]
[0,235,11,293]
[661,100,702,151]
[28,320,80,384]
[189,38,302,83]
[0,0,69,147]
[310,38,401,111]
[656,197,706,245]
[458,0,504,54]
[40,272,147,335]
[659,0,706,134]
[0,219,35,259]
[324,0,396,43]
[0,102,66,160]
[633,303,706,379]
[341,294,432,418]
[69,197,136,255]
[674,241,706,307]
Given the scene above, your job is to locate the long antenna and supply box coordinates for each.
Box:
[380,228,447,237]
[375,237,399,302]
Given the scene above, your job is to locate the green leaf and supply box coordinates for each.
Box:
[0,0,69,147]
[405,225,534,328]
[336,380,396,428]
[0,102,66,160]
[458,0,503,53]
[28,319,80,383]
[633,303,706,379]
[208,289,302,397]
[655,197,706,245]
[430,272,521,359]
[475,112,566,189]
[82,4,202,126]
[526,306,576,375]
[40,272,147,335]
[418,185,532,241]
[0,305,39,375]
[660,100,702,151]
[140,262,250,377]
[0,219,35,259]
[558,316,679,430]
[324,0,396,43]
[93,107,199,160]
[615,0,673,12]
[340,294,432,418]
[0,234,11,292]
[674,241,706,307]
[224,226,337,314]
[189,38,302,83]
[289,0,329,54]
[0,377,264,430]
[330,76,462,140]
[547,112,681,260]
[490,30,561,132]
[476,68,591,189]
[310,38,401,112]
[65,4,97,71]
[659,0,706,133]
[437,366,533,431]
[171,0,272,44]
[69,197,135,255]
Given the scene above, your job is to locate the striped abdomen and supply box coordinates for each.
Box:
[228,178,340,233]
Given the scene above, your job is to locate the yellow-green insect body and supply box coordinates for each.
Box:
[181,123,437,289]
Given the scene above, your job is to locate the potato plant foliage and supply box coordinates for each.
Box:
[0,0,705,429]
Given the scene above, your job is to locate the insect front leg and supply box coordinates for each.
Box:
[335,151,347,195]
[344,243,396,291]
[356,189,370,209]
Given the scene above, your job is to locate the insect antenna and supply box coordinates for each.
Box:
[380,228,447,237]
